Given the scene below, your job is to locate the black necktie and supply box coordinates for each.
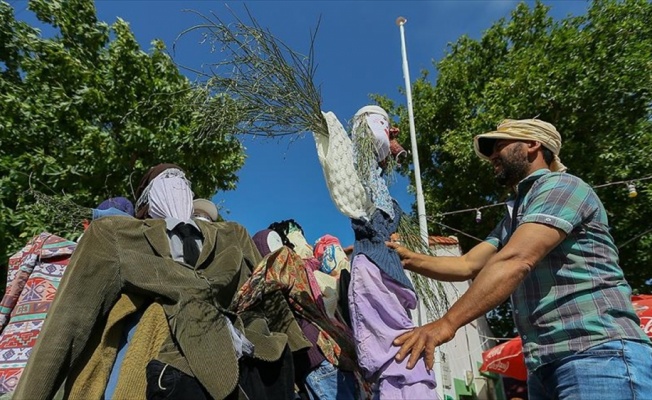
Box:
[173,223,200,266]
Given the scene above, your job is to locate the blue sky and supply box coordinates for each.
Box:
[17,0,590,247]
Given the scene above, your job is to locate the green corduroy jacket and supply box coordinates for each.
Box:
[13,217,307,400]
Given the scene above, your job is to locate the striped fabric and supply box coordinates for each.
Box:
[486,169,650,371]
[0,233,76,393]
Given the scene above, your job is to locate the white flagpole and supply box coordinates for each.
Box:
[396,17,445,400]
[396,17,429,253]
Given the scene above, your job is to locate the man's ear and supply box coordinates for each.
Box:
[526,140,542,154]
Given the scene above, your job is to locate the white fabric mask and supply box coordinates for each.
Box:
[266,231,284,254]
[365,113,390,162]
[147,173,193,220]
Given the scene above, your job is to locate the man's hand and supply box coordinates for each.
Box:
[386,241,413,268]
[393,318,456,371]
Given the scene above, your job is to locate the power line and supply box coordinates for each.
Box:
[435,174,652,219]
[427,174,652,248]
[593,174,652,189]
[438,202,507,217]
[619,227,652,249]
[433,216,652,251]
[428,218,483,242]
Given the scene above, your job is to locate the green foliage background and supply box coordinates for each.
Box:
[0,0,246,262]
[1,0,650,338]
[376,0,652,337]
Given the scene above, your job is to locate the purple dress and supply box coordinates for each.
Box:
[349,202,437,399]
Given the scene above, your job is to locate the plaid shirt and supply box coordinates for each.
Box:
[486,169,649,371]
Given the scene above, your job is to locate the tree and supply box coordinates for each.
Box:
[377,0,652,337]
[0,0,247,261]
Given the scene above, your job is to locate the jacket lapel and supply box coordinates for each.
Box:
[143,219,172,259]
[195,219,217,267]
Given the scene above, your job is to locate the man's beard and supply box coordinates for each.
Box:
[495,147,530,187]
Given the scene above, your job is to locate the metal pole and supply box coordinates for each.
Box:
[396,17,429,251]
[397,17,444,400]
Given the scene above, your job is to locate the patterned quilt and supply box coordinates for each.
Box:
[0,233,76,393]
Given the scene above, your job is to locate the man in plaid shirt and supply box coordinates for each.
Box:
[388,119,652,399]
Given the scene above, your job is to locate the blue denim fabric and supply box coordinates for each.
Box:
[92,207,132,219]
[528,339,652,400]
[104,309,143,399]
[305,360,356,400]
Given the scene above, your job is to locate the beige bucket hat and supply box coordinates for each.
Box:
[473,118,567,172]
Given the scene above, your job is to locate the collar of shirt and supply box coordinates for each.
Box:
[164,217,203,265]
[165,217,200,233]
[515,168,551,195]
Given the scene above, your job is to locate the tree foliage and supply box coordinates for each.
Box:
[0,0,247,261]
[377,0,652,337]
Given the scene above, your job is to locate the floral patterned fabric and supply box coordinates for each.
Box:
[231,247,356,372]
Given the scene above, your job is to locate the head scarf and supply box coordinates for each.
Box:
[313,234,350,275]
[97,197,134,216]
[313,234,341,260]
[268,219,305,251]
[351,105,395,219]
[252,229,284,257]
[287,230,314,260]
[147,171,193,220]
[474,119,567,172]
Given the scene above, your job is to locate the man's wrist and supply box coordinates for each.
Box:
[440,313,460,337]
[403,251,416,270]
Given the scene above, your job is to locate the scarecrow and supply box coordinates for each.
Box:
[314,104,437,397]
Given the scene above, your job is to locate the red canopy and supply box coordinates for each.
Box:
[481,294,652,381]
[480,336,527,381]
[631,294,652,336]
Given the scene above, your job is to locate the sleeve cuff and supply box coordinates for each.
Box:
[520,213,574,234]
[484,238,500,248]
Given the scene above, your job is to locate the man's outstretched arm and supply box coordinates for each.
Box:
[386,240,497,281]
[393,222,566,371]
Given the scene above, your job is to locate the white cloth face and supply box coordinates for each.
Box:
[148,175,193,220]
[267,231,284,254]
[365,113,391,162]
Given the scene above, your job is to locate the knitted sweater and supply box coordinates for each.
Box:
[351,200,414,291]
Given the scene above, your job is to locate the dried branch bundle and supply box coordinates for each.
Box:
[350,121,399,186]
[28,189,91,232]
[181,6,327,138]
[397,214,454,320]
